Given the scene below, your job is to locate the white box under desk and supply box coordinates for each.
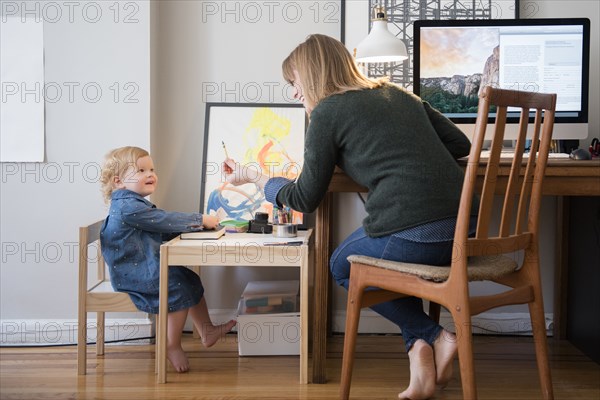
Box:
[157,230,313,384]
[238,280,300,356]
[237,304,301,356]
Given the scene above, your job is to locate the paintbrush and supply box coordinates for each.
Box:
[221,141,230,159]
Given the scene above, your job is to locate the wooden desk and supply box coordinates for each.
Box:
[157,230,313,384]
[312,159,600,383]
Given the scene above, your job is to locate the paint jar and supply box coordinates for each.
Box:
[273,223,298,238]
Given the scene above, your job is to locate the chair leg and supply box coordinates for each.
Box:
[77,311,87,375]
[529,299,554,399]
[451,308,478,400]
[155,313,159,374]
[96,312,105,356]
[340,265,366,400]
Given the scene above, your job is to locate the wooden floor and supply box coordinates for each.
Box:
[1,334,598,400]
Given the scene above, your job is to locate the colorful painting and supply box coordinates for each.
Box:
[200,103,306,224]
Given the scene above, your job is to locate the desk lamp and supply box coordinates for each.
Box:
[354,5,408,63]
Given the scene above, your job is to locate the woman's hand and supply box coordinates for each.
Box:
[222,158,268,188]
[202,214,219,230]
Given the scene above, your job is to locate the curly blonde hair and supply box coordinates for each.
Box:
[282,34,387,111]
[100,146,149,203]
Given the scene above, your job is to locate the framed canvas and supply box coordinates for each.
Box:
[200,103,307,225]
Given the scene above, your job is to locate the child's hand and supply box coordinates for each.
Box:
[202,214,219,230]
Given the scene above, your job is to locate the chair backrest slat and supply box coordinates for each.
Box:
[499,108,529,237]
[97,236,105,282]
[475,104,506,239]
[515,110,543,234]
[79,219,106,290]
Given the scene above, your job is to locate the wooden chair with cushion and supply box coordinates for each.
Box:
[340,86,556,399]
[77,219,140,375]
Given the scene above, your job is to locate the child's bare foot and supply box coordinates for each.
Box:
[167,345,189,373]
[398,339,436,400]
[434,329,457,387]
[200,319,237,348]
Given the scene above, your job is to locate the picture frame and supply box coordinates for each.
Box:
[200,103,308,226]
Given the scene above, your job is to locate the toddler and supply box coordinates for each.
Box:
[99,146,236,372]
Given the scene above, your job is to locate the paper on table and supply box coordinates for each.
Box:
[211,235,304,245]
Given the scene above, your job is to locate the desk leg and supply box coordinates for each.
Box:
[313,193,332,384]
[299,244,309,384]
[554,196,569,339]
[157,244,169,383]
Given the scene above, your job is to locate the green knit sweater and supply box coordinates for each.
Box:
[277,83,473,237]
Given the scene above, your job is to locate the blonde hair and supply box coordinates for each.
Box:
[100,146,149,203]
[282,34,387,110]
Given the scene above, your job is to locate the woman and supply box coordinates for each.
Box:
[224,34,476,399]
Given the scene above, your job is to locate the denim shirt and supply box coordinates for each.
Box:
[100,189,204,296]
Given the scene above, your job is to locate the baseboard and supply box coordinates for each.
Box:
[1,310,552,346]
[208,309,553,336]
[1,309,236,346]
[332,310,554,336]
[0,318,154,346]
[199,309,554,336]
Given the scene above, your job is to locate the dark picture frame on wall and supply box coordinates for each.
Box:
[200,103,309,227]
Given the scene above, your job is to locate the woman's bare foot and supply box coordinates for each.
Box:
[434,329,458,387]
[398,339,436,400]
[200,319,237,348]
[167,345,189,373]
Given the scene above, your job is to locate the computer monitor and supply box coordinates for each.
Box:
[413,18,590,141]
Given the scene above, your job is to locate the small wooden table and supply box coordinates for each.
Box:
[156,230,313,384]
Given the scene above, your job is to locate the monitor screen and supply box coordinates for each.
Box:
[413,18,590,140]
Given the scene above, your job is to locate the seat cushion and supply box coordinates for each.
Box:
[347,255,518,283]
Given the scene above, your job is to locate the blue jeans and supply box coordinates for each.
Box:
[331,227,454,352]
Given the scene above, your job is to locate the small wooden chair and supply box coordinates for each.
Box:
[77,219,140,375]
[340,86,556,399]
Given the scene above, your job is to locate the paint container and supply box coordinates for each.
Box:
[273,223,298,238]
[220,220,249,233]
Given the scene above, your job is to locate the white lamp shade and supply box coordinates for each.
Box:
[355,20,408,63]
